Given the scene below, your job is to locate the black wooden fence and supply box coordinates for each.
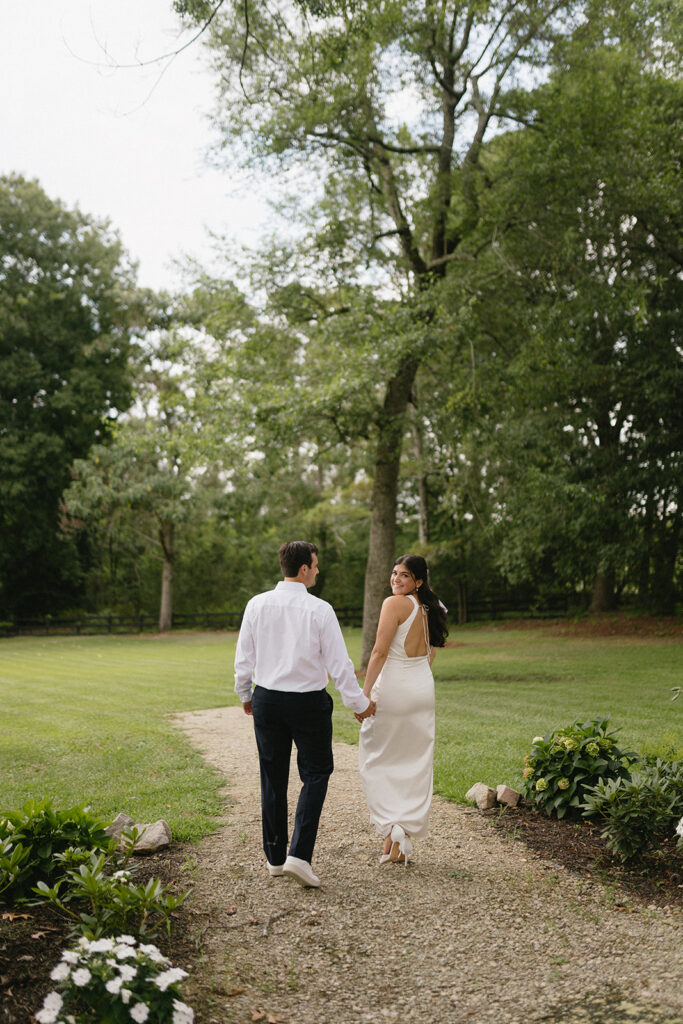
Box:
[0,606,365,638]
[0,598,566,638]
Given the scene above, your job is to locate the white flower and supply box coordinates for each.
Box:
[172,999,195,1024]
[676,817,683,840]
[77,937,91,950]
[35,1010,59,1024]
[153,967,188,992]
[89,938,115,953]
[118,964,138,982]
[35,991,63,1024]
[130,1003,150,1023]
[115,944,137,959]
[106,976,124,995]
[139,942,168,963]
[117,934,136,944]
[532,736,544,744]
[71,968,91,987]
[121,989,132,1004]
[50,962,71,982]
[112,870,131,880]
[61,951,80,964]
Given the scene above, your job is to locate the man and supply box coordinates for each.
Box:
[234,540,375,888]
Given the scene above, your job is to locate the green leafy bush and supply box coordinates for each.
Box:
[520,717,635,819]
[0,799,112,903]
[35,851,188,940]
[582,758,683,860]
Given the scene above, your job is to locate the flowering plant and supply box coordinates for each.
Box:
[35,935,194,1024]
[520,717,635,819]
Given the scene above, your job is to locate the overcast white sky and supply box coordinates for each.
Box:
[1,0,266,291]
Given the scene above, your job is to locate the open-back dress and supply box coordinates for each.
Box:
[358,594,435,839]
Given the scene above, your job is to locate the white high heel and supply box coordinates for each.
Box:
[389,825,413,867]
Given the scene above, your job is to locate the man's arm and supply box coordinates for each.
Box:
[234,604,256,713]
[320,606,372,715]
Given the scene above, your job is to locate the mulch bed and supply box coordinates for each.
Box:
[0,847,189,1024]
[492,802,683,908]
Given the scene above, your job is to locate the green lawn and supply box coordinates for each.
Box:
[1,628,681,838]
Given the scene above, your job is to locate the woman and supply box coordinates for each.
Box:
[357,554,448,865]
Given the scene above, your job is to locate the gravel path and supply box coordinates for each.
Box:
[172,706,683,1024]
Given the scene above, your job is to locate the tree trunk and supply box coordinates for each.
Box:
[361,356,419,668]
[457,579,467,625]
[651,509,680,615]
[637,498,653,606]
[158,520,174,632]
[589,566,616,613]
[412,417,430,545]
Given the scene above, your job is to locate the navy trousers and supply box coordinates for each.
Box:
[251,685,334,866]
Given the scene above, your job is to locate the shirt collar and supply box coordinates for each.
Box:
[276,580,308,592]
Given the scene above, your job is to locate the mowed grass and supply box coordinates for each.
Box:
[1,627,681,837]
[0,633,233,840]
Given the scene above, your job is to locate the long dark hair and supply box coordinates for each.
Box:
[394,554,448,648]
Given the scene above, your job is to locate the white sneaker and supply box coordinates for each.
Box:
[267,862,285,877]
[283,856,320,888]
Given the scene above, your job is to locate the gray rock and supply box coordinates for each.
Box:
[105,812,135,839]
[132,819,172,854]
[496,785,521,807]
[465,782,497,810]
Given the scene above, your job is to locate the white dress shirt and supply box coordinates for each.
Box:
[234,581,370,713]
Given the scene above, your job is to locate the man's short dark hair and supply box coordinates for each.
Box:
[279,541,318,578]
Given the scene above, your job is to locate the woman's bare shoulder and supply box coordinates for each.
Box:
[382,594,412,608]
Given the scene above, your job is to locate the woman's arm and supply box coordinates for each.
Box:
[361,596,404,698]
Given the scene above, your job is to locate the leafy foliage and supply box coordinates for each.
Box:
[0,799,111,903]
[0,175,136,617]
[520,718,635,819]
[35,852,188,941]
[582,758,683,861]
[481,34,683,612]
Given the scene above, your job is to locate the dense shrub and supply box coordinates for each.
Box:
[0,799,111,903]
[520,718,635,819]
[582,758,683,860]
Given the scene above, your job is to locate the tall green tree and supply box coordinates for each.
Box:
[176,0,582,662]
[460,15,682,612]
[0,175,135,617]
[64,319,234,631]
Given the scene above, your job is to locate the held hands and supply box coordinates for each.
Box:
[354,699,376,723]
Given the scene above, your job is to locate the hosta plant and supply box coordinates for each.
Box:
[520,717,635,819]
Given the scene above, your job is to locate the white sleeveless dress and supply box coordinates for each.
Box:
[358,595,435,839]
